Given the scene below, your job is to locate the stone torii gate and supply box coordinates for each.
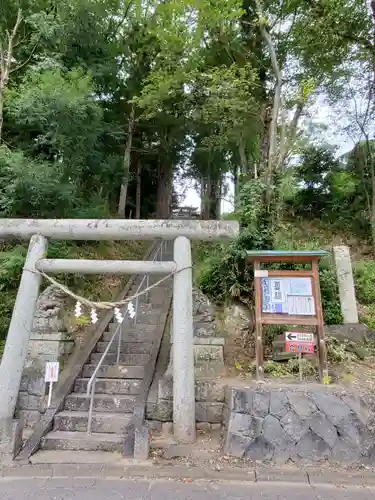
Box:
[0,218,238,455]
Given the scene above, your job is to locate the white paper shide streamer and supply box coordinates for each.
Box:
[90,308,98,324]
[74,301,82,318]
[127,301,135,319]
[73,298,137,326]
[114,307,124,323]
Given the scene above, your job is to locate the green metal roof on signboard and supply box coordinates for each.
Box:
[246,250,329,262]
[245,250,329,258]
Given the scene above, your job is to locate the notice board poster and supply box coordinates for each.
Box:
[261,277,315,316]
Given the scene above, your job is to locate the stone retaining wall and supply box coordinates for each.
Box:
[225,385,375,465]
[16,285,74,429]
[146,378,225,424]
[148,288,226,425]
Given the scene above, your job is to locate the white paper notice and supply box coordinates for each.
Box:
[261,277,315,315]
[287,278,312,296]
[270,278,285,303]
[254,269,269,278]
[287,295,315,316]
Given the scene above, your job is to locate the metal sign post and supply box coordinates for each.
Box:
[246,250,329,383]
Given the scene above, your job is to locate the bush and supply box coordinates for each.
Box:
[198,227,270,302]
[0,245,27,340]
[263,358,317,377]
[0,339,5,358]
[319,262,343,325]
[354,261,375,305]
[198,179,273,302]
[0,149,77,218]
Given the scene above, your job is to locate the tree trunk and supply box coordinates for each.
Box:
[200,175,206,219]
[117,104,135,216]
[238,136,248,174]
[0,89,4,144]
[206,174,221,219]
[259,104,271,178]
[0,9,23,143]
[156,159,172,219]
[203,170,211,220]
[135,159,142,219]
[214,177,222,219]
[233,166,239,210]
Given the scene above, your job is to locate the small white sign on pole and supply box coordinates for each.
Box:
[45,361,59,408]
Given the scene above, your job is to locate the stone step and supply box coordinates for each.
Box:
[131,314,169,326]
[64,393,136,413]
[54,411,132,434]
[142,297,171,310]
[74,378,141,395]
[82,364,144,379]
[96,340,153,352]
[41,431,124,453]
[103,324,156,341]
[90,352,150,365]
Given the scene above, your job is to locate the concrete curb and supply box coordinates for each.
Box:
[1,462,375,487]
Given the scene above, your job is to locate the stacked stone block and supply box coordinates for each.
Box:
[225,386,375,465]
[16,285,74,429]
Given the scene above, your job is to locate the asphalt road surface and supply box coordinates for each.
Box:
[0,478,375,500]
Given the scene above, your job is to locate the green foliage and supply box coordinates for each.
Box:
[359,305,375,330]
[0,245,26,290]
[290,145,340,218]
[194,64,259,150]
[263,358,317,377]
[7,68,103,177]
[319,263,343,325]
[287,358,317,376]
[326,336,347,363]
[263,360,288,377]
[325,336,374,363]
[289,141,375,240]
[0,149,77,217]
[0,339,5,358]
[198,179,273,302]
[0,245,26,341]
[354,261,375,305]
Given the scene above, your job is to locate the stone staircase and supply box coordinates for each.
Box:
[39,243,173,453]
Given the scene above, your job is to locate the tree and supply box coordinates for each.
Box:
[292,145,340,218]
[0,0,59,142]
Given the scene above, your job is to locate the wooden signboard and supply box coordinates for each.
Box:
[246,250,329,383]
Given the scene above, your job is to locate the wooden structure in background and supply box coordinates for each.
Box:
[246,250,329,382]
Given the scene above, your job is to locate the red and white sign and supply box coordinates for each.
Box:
[45,362,59,383]
[285,332,315,354]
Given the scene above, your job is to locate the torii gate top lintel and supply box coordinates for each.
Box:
[0,218,239,241]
